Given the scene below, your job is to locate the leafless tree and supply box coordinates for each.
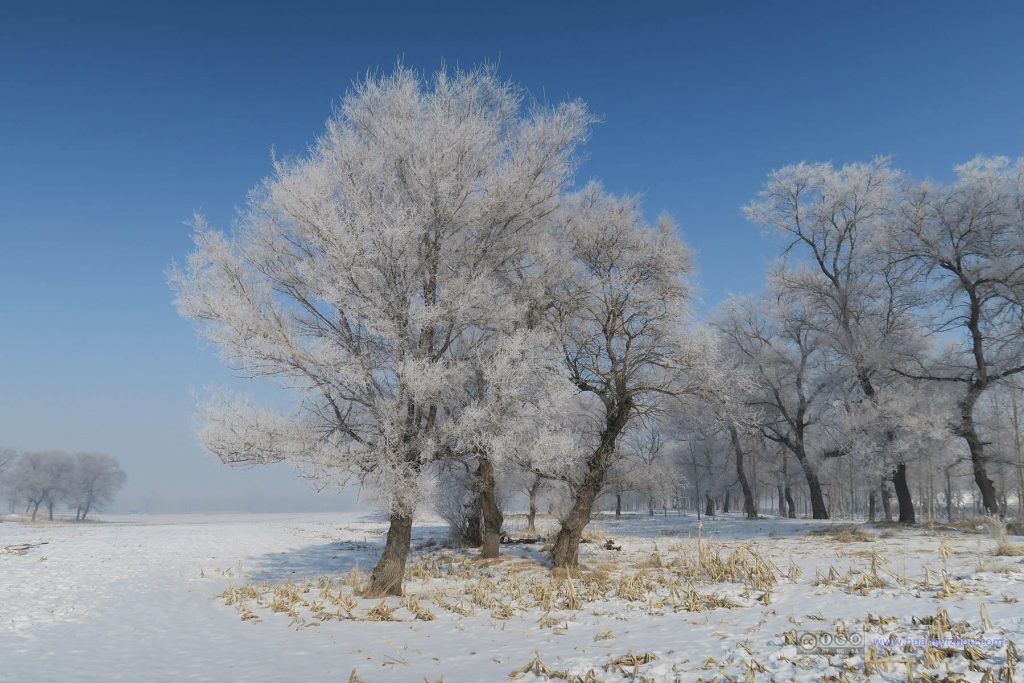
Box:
[892,157,1024,515]
[715,293,839,519]
[9,451,74,521]
[545,185,721,567]
[69,453,127,520]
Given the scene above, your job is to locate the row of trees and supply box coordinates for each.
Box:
[171,66,1023,596]
[719,156,1024,522]
[0,449,127,521]
[590,380,1023,525]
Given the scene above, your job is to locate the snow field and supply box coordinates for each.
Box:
[2,512,1024,681]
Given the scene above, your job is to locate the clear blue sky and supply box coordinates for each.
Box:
[2,1,1022,512]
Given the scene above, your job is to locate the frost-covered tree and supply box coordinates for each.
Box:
[171,66,591,595]
[725,422,760,519]
[837,379,956,515]
[439,330,576,557]
[715,291,839,519]
[672,410,730,517]
[0,448,14,473]
[0,449,17,513]
[618,422,680,516]
[892,157,1024,515]
[668,351,759,519]
[972,386,1024,516]
[9,450,75,521]
[524,475,545,532]
[745,158,926,522]
[68,453,126,520]
[1004,385,1024,517]
[600,421,676,517]
[433,461,483,546]
[544,185,721,566]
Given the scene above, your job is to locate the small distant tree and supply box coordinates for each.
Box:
[433,462,481,546]
[68,453,126,520]
[617,422,683,516]
[10,451,74,521]
[520,473,548,534]
[0,449,17,513]
[0,448,14,472]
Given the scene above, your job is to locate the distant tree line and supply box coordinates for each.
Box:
[0,449,126,521]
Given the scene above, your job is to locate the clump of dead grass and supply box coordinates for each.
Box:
[945,516,991,533]
[980,516,1024,556]
[507,652,603,681]
[665,538,780,591]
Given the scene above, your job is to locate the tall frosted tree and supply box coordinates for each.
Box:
[892,157,1024,515]
[744,158,924,522]
[545,185,721,567]
[171,67,591,595]
[715,291,838,519]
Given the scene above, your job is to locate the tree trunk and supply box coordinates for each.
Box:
[881,481,893,522]
[722,489,731,514]
[526,476,541,534]
[893,463,915,524]
[477,458,503,559]
[960,397,1000,515]
[1011,389,1024,520]
[614,493,622,518]
[849,459,857,521]
[777,485,785,518]
[648,495,655,516]
[551,475,603,568]
[729,427,758,519]
[31,500,40,521]
[463,497,483,547]
[704,493,715,517]
[367,512,413,597]
[928,466,937,523]
[945,468,954,522]
[868,491,876,523]
[784,486,796,518]
[793,452,828,519]
[552,405,630,568]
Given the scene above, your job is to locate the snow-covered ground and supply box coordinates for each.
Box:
[2,512,1023,682]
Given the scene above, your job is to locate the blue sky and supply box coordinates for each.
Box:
[1,1,1022,512]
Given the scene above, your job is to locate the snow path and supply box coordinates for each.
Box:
[2,512,1023,681]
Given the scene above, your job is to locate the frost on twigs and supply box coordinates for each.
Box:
[170,66,595,587]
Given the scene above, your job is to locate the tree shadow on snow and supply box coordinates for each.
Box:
[244,523,449,583]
